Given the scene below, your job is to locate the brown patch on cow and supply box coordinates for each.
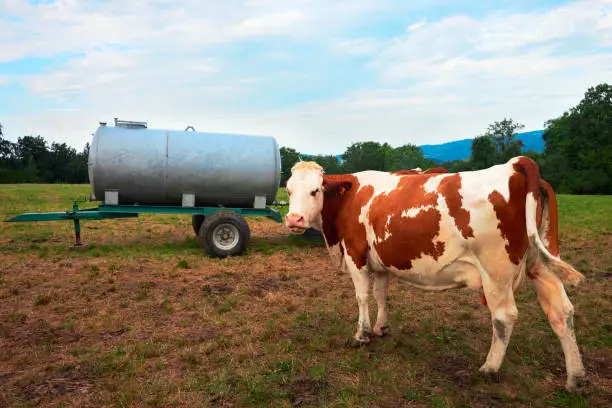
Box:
[512,156,541,196]
[539,179,560,257]
[391,169,422,175]
[423,167,450,174]
[392,167,449,176]
[340,185,375,269]
[320,174,357,248]
[321,175,374,269]
[488,172,529,265]
[438,174,474,239]
[370,175,445,270]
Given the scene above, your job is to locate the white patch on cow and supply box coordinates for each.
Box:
[353,171,403,246]
[401,206,433,218]
[454,163,517,250]
[525,193,539,239]
[540,200,551,249]
[354,171,401,197]
[458,162,514,202]
[423,174,449,193]
[285,167,324,230]
[380,215,393,241]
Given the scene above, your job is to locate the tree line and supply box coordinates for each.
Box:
[0,126,90,184]
[1,83,610,194]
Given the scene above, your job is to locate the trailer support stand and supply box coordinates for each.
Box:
[69,202,89,251]
[69,219,87,251]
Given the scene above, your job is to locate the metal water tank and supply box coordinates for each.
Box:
[88,119,281,208]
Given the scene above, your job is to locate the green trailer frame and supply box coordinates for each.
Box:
[4,199,284,257]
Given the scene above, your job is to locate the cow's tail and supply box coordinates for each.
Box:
[514,157,585,286]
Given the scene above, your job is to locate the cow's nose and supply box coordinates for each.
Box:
[286,213,305,227]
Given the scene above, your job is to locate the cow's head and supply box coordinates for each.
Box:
[285,161,351,233]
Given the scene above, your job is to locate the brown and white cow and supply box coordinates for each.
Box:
[285,157,586,391]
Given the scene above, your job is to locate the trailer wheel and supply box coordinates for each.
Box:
[192,214,205,235]
[199,211,250,257]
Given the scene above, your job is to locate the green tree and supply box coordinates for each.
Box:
[483,118,525,162]
[280,146,301,185]
[306,154,343,174]
[20,153,40,182]
[386,144,434,171]
[542,83,612,194]
[470,135,496,169]
[342,141,391,172]
[49,142,78,182]
[15,135,52,181]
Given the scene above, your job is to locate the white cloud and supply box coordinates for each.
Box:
[25,49,147,97]
[335,38,381,56]
[374,0,612,83]
[407,18,427,31]
[233,10,306,37]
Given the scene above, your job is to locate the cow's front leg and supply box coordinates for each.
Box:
[373,271,390,337]
[346,257,371,347]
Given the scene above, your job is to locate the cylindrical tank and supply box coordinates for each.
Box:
[88,121,281,208]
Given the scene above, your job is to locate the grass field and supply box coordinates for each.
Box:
[0,184,611,408]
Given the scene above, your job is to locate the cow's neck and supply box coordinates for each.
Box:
[320,174,357,250]
[321,193,344,248]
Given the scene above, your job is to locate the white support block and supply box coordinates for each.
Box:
[253,195,267,209]
[104,190,119,205]
[182,193,196,208]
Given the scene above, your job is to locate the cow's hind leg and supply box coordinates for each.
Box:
[373,271,390,337]
[345,256,372,347]
[531,260,586,391]
[476,256,520,379]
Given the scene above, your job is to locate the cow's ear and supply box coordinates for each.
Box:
[322,180,353,196]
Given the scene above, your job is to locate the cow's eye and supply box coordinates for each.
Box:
[310,189,318,196]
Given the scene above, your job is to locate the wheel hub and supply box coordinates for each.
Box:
[212,223,240,250]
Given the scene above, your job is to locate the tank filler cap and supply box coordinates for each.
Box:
[114,118,148,129]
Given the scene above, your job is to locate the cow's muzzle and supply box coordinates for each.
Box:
[286,213,306,233]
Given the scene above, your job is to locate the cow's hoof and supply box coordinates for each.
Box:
[348,338,366,348]
[566,374,589,394]
[479,368,501,383]
[347,331,372,348]
[373,326,389,337]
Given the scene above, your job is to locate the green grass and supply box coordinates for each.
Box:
[557,194,612,235]
[0,184,611,407]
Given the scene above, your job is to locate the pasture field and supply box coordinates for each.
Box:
[0,184,611,408]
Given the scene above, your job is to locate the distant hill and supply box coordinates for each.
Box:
[419,130,545,163]
[304,130,545,164]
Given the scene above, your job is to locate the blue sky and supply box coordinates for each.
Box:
[0,0,611,154]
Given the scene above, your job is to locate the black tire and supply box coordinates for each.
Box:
[198,211,250,257]
[192,214,205,235]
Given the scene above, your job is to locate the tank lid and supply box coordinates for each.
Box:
[114,118,148,129]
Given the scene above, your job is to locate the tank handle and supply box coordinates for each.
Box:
[185,125,196,132]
